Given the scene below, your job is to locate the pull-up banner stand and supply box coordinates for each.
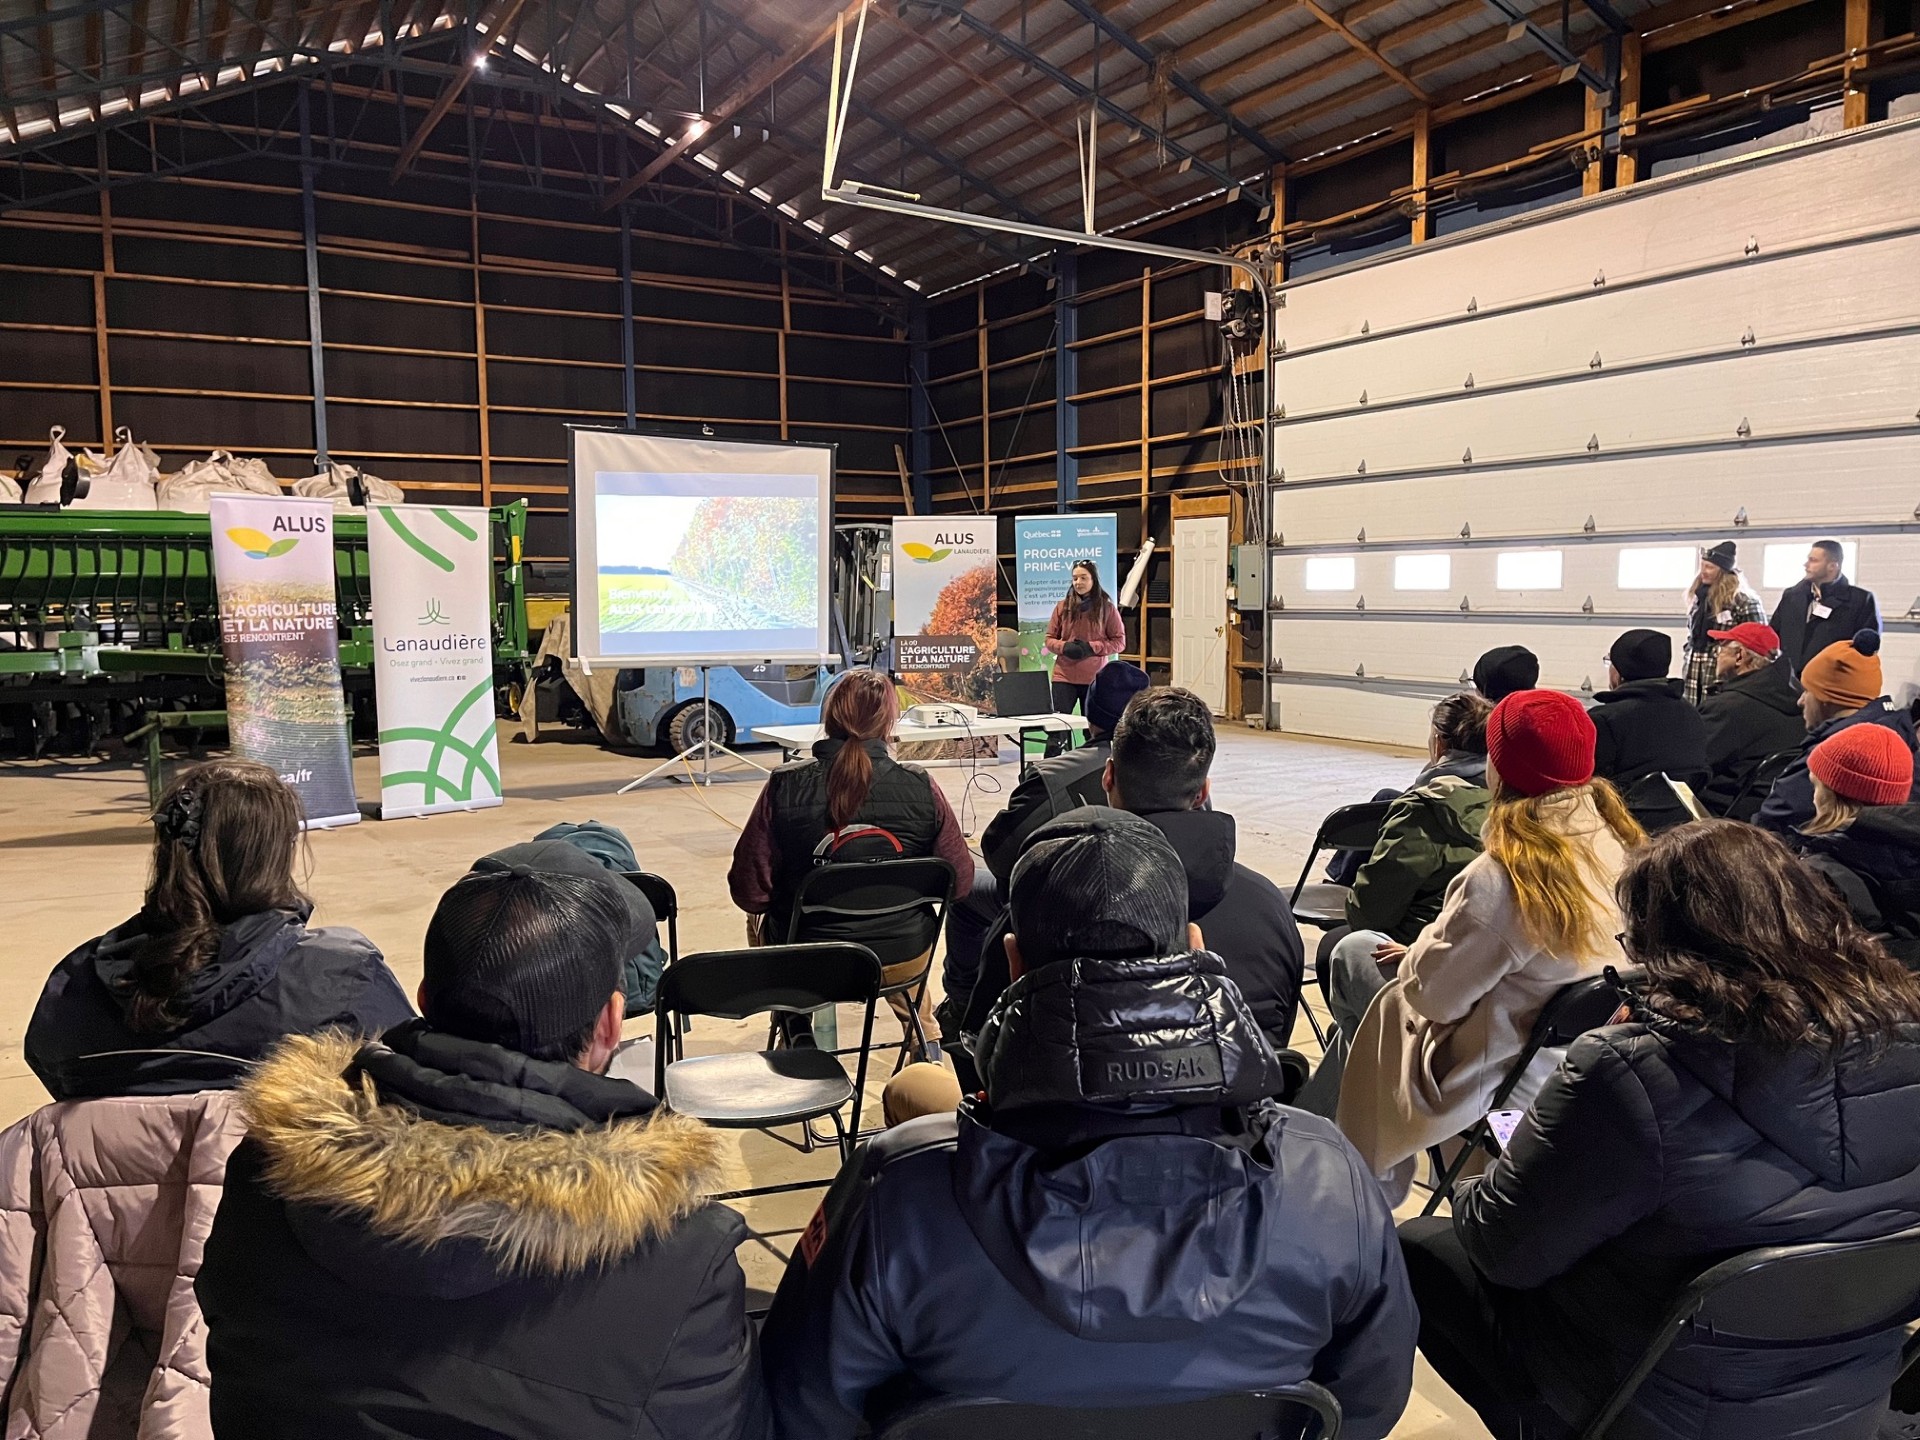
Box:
[1014,514,1118,673]
[368,504,504,819]
[208,495,360,828]
[891,516,999,706]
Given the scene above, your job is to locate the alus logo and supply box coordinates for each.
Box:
[224,527,298,559]
[900,542,952,563]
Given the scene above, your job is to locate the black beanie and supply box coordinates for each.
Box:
[421,868,629,1055]
[1473,645,1540,701]
[1009,809,1189,968]
[1609,628,1672,682]
[1085,660,1151,735]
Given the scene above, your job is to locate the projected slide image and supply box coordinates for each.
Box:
[594,474,819,656]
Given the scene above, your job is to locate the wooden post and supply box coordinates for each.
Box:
[1616,33,1642,188]
[1583,49,1608,197]
[93,272,113,450]
[1410,108,1431,243]
[1269,162,1288,284]
[471,204,492,507]
[1843,0,1871,128]
[977,286,990,509]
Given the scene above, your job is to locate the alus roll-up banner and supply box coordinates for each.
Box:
[368,504,504,819]
[208,495,360,828]
[890,516,1001,707]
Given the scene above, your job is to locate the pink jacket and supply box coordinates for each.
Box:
[0,1092,247,1438]
[1044,597,1127,686]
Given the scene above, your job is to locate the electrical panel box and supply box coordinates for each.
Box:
[1233,543,1266,613]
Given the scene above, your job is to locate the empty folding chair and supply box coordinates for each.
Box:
[1288,800,1395,1047]
[654,942,881,1201]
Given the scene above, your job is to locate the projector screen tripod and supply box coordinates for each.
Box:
[616,665,771,792]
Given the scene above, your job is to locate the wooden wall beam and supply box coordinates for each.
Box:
[1616,32,1642,186]
[1411,107,1431,242]
[1844,0,1872,126]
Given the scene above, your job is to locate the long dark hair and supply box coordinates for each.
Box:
[820,668,898,830]
[1619,820,1920,1054]
[1064,559,1110,614]
[131,759,308,1033]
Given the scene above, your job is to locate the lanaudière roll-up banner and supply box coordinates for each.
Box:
[368,504,504,819]
[890,515,1001,708]
[208,495,360,828]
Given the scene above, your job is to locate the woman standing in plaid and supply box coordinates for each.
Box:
[1683,540,1764,705]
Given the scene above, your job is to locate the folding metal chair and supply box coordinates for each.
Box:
[1420,966,1642,1216]
[654,942,881,1202]
[1575,1224,1920,1439]
[623,870,679,965]
[1288,800,1395,1047]
[1715,748,1799,821]
[874,1380,1343,1440]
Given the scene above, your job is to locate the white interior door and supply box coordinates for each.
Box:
[1172,515,1229,713]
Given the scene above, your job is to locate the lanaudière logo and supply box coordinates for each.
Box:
[419,598,452,626]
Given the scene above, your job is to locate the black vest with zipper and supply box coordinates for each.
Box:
[766,738,942,955]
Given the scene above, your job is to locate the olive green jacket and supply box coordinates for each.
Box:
[1344,774,1492,944]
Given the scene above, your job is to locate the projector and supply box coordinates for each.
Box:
[904,702,979,728]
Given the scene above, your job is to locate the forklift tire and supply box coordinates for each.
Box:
[666,702,735,752]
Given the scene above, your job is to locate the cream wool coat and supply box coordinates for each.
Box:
[1335,787,1631,1204]
[0,1091,245,1438]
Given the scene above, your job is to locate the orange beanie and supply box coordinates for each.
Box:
[1800,629,1884,711]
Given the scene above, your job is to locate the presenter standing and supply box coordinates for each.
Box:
[1044,560,1127,717]
[1683,540,1763,705]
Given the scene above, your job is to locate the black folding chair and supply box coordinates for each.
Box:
[1715,749,1799,821]
[874,1381,1342,1440]
[1288,800,1394,1048]
[654,942,881,1202]
[1575,1224,1920,1440]
[784,856,955,1075]
[623,870,679,966]
[1420,966,1642,1216]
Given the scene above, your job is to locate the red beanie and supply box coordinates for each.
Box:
[1487,690,1597,798]
[1809,723,1914,807]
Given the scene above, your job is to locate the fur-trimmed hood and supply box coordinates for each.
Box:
[240,1031,724,1287]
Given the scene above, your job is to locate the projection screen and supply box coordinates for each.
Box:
[568,427,835,666]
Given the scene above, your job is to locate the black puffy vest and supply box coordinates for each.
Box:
[765,738,941,951]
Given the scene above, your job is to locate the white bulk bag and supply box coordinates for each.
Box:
[156,450,284,512]
[20,426,75,505]
[294,460,404,511]
[67,428,159,510]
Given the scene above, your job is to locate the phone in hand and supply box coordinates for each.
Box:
[1486,1109,1525,1152]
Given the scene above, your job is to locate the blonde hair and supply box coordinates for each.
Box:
[1802,778,1863,837]
[1482,773,1645,959]
[1701,568,1745,617]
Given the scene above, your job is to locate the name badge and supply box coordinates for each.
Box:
[1716,611,1733,624]
[1811,603,1834,619]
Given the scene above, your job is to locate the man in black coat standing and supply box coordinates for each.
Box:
[1589,630,1708,828]
[1771,538,1879,673]
[1696,621,1806,818]
[762,810,1417,1440]
[197,868,766,1440]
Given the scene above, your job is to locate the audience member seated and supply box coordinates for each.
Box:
[1696,621,1805,818]
[1294,700,1493,1115]
[1589,630,1708,829]
[1787,725,1920,967]
[729,666,974,1047]
[197,867,767,1440]
[1473,645,1540,703]
[1758,628,1919,834]
[760,810,1418,1440]
[1399,821,1920,1440]
[1324,689,1491,888]
[25,760,412,1100]
[938,659,1149,1027]
[473,827,666,1013]
[1333,691,1644,1201]
[960,687,1304,1051]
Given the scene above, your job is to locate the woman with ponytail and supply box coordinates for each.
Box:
[1334,690,1644,1203]
[729,667,974,946]
[25,760,412,1098]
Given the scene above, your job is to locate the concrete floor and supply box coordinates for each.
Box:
[0,720,1487,1438]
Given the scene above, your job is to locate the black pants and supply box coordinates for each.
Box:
[939,871,1000,1027]
[1397,1218,1575,1440]
[1049,680,1089,716]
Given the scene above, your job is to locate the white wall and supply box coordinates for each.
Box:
[1265,116,1920,748]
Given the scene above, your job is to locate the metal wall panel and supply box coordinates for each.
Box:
[1266,118,1920,743]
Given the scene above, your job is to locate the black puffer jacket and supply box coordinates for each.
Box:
[1697,662,1806,818]
[761,950,1418,1440]
[198,1023,767,1439]
[1791,806,1920,968]
[1452,1012,1920,1440]
[1757,700,1920,835]
[25,906,413,1099]
[1590,678,1709,790]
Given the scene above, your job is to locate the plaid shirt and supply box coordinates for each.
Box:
[1684,589,1765,704]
